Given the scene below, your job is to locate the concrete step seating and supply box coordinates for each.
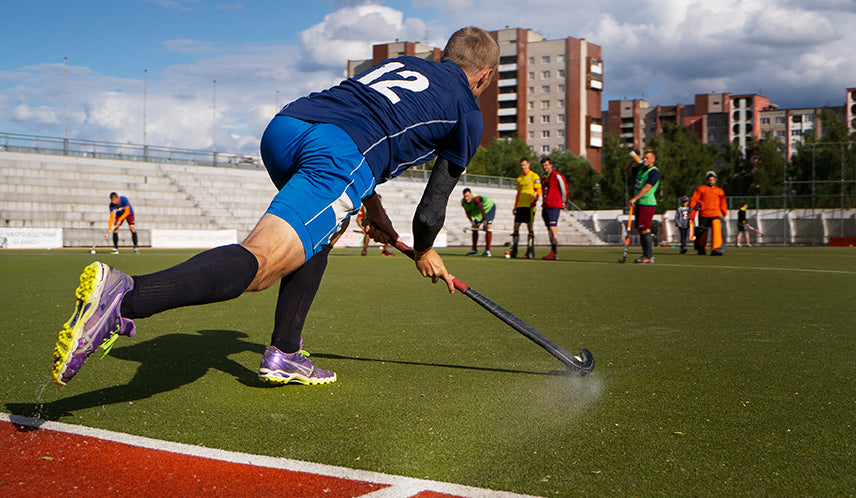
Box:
[1,150,605,248]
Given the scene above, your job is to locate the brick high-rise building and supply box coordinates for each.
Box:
[759,107,822,159]
[347,28,604,171]
[607,92,773,156]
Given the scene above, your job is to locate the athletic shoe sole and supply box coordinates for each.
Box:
[52,263,133,386]
[258,369,337,386]
[258,346,337,386]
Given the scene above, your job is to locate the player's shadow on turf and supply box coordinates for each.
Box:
[5,329,264,421]
[312,352,556,377]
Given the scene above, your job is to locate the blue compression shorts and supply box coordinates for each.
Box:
[541,207,561,227]
[260,116,376,262]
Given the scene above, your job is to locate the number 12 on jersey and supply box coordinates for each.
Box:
[356,62,429,104]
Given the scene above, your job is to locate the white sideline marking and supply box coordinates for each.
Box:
[2,413,534,498]
[643,263,856,275]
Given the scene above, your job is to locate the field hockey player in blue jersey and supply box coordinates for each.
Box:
[52,27,499,388]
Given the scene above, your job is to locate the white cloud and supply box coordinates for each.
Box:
[12,104,59,126]
[298,4,434,70]
[2,0,855,156]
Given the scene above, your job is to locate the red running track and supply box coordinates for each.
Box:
[0,415,528,497]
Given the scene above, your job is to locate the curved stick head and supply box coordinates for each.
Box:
[567,348,595,376]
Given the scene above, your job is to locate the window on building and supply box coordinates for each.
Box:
[529,71,534,80]
[557,99,564,108]
[557,84,565,93]
[528,56,535,64]
[557,54,564,63]
[542,56,550,64]
[541,101,550,109]
[528,101,534,110]
[775,117,786,124]
[541,115,550,124]
[541,71,550,79]
[528,115,534,123]
[542,130,550,138]
[558,69,565,78]
[529,86,535,94]
[528,131,535,139]
[542,85,550,94]
[557,114,564,123]
[542,145,550,153]
[557,129,565,138]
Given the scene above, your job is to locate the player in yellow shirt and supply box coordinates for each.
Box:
[508,157,541,258]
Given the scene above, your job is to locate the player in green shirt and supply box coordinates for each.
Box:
[461,188,495,256]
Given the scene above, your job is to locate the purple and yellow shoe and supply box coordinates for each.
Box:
[52,262,135,386]
[258,345,337,386]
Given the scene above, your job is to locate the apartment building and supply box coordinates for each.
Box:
[347,28,604,171]
[608,89,854,158]
[759,107,821,158]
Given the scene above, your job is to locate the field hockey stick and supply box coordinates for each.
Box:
[392,239,594,376]
[745,223,763,235]
[618,204,633,263]
[89,230,111,252]
[461,227,511,234]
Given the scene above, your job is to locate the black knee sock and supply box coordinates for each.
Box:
[270,246,330,353]
[113,232,119,249]
[120,244,259,319]
[642,232,653,258]
[131,232,138,247]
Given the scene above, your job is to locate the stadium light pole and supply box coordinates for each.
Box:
[212,79,217,165]
[143,69,148,160]
[143,70,147,145]
[63,57,68,148]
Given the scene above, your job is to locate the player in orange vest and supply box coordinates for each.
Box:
[689,171,727,255]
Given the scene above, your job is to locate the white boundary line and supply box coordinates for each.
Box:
[2,413,535,498]
[639,263,856,274]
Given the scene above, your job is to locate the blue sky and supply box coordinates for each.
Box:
[1,0,854,155]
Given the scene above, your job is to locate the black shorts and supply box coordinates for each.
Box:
[514,207,534,224]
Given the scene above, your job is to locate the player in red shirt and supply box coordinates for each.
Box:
[539,157,568,260]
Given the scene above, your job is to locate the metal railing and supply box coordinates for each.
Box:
[0,131,519,188]
[0,131,265,170]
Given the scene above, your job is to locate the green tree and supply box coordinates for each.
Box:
[468,135,533,178]
[788,108,856,208]
[597,133,634,209]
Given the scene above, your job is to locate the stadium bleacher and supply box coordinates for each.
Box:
[0,150,605,250]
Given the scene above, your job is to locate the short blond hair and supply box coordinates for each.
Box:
[442,26,499,75]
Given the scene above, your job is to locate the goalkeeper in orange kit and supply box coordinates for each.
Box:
[689,171,727,256]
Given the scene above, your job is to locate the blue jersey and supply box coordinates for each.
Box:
[278,56,483,183]
[109,196,133,216]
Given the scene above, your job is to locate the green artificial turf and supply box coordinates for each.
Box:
[2,246,855,495]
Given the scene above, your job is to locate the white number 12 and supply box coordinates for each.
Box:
[356,62,429,104]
